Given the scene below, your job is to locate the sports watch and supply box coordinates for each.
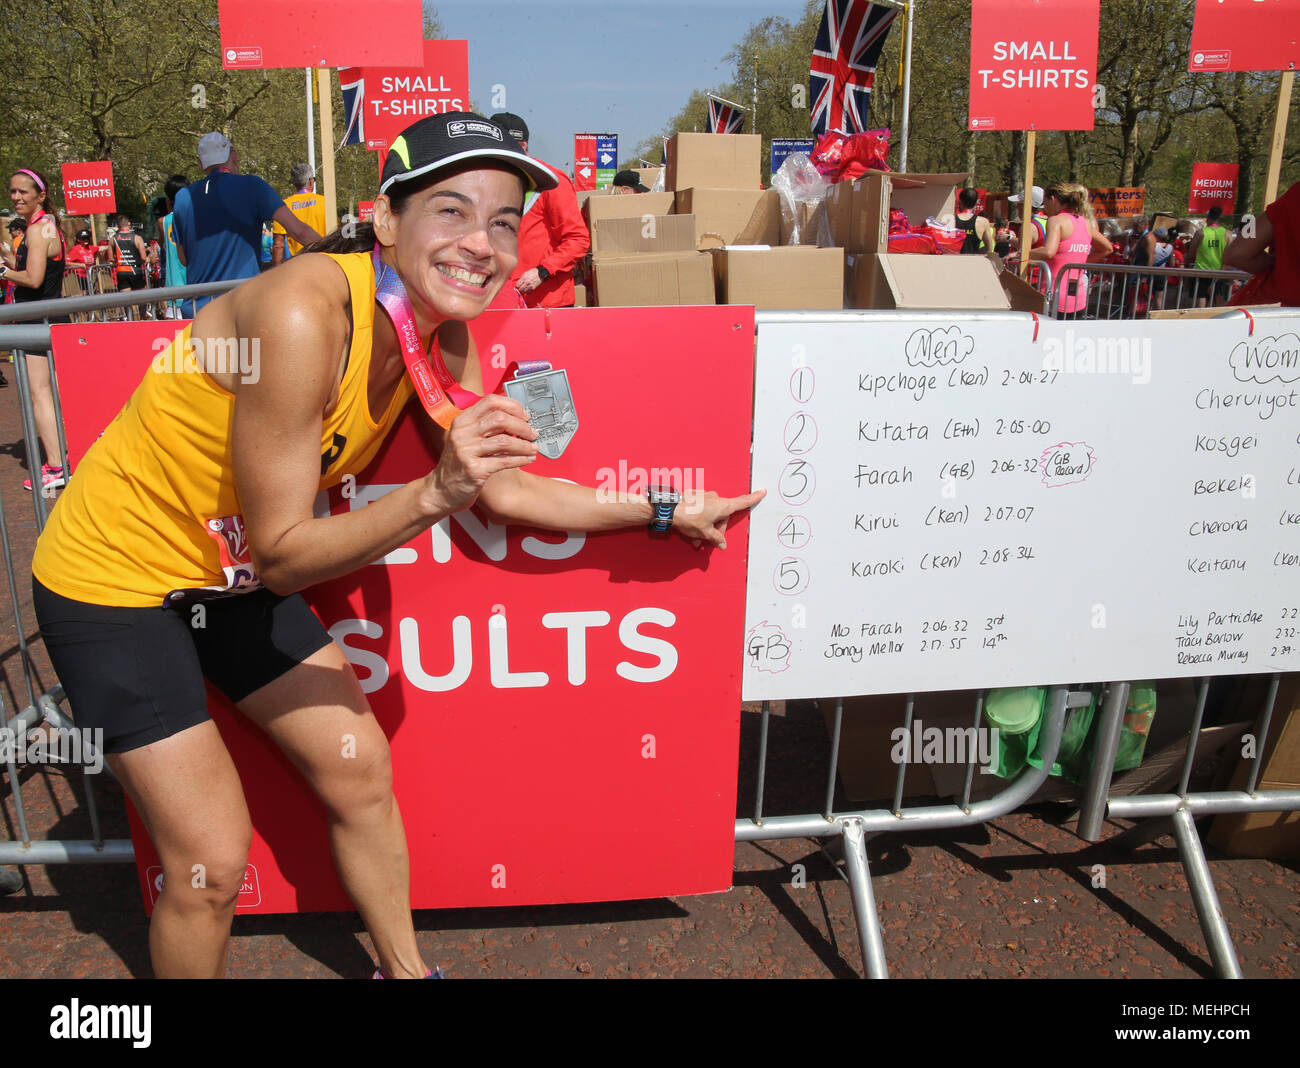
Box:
[535,265,551,282]
[646,486,680,534]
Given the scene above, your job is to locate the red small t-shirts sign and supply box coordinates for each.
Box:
[968,0,1100,131]
[60,162,116,216]
[217,0,423,68]
[1189,0,1300,72]
[1189,163,1240,213]
[337,39,469,153]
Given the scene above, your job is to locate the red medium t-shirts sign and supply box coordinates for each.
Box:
[1189,163,1240,213]
[1189,0,1300,71]
[337,39,469,153]
[217,0,422,68]
[51,304,756,915]
[968,0,1100,131]
[60,162,116,215]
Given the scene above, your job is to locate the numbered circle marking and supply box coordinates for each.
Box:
[778,459,816,505]
[783,411,818,455]
[790,366,815,404]
[773,556,810,597]
[776,513,812,549]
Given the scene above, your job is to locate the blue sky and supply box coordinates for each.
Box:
[436,0,813,168]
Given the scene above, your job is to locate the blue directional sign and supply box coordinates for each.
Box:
[771,138,816,177]
[596,135,619,189]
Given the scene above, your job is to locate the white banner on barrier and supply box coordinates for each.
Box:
[742,313,1300,700]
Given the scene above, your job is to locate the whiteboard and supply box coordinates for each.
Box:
[742,312,1300,700]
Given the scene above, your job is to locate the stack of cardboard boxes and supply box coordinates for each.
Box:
[581,135,1013,311]
[665,132,844,311]
[584,188,715,307]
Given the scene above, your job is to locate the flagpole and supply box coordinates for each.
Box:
[306,69,316,174]
[753,60,758,134]
[317,68,338,233]
[899,0,914,172]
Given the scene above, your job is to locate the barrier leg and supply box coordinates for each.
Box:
[840,818,889,979]
[1169,806,1242,978]
[1077,682,1129,842]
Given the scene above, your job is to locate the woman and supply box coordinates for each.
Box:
[1,168,68,491]
[1027,181,1113,319]
[953,187,992,254]
[30,113,762,979]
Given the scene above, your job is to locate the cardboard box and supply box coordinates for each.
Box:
[826,171,970,254]
[846,252,1010,310]
[590,213,695,256]
[1209,673,1300,859]
[673,188,769,250]
[590,251,715,308]
[575,187,611,212]
[665,132,761,192]
[780,200,828,246]
[734,189,781,245]
[712,246,844,310]
[573,284,587,308]
[583,191,675,230]
[636,167,663,190]
[999,265,1049,313]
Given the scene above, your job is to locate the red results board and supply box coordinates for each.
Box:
[1189,0,1300,71]
[50,303,756,914]
[968,0,1100,130]
[1189,162,1240,213]
[573,135,598,191]
[60,162,116,215]
[338,39,469,153]
[217,0,422,68]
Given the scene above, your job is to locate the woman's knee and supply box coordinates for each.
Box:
[316,736,395,822]
[157,841,251,914]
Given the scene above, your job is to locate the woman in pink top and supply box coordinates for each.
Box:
[1029,181,1113,318]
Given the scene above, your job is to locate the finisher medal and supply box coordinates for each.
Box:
[503,366,579,459]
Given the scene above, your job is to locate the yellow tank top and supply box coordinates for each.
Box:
[33,252,414,607]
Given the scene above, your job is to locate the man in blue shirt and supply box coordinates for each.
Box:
[173,133,322,309]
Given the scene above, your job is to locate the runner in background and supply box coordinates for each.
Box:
[157,175,191,318]
[1187,205,1233,307]
[272,163,326,266]
[1027,180,1113,320]
[112,215,151,318]
[954,188,992,254]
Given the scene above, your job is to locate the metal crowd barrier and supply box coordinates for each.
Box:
[740,308,1300,979]
[1050,261,1251,320]
[0,282,240,879]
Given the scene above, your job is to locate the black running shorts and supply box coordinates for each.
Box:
[33,578,334,753]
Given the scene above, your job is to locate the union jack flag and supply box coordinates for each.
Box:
[809,0,898,136]
[338,68,365,147]
[707,95,746,135]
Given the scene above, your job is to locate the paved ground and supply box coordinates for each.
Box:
[0,349,1295,980]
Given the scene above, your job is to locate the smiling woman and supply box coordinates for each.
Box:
[28,112,763,979]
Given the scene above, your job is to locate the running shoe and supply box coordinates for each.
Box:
[23,464,65,492]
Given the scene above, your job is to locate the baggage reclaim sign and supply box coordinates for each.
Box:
[968,0,1100,131]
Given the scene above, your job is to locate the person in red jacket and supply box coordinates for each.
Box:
[490,112,589,308]
[1225,181,1300,307]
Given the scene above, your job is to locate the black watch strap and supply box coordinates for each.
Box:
[535,265,551,281]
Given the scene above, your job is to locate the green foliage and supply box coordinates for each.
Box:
[0,1,445,226]
[646,0,1297,213]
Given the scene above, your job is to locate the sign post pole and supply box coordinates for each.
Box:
[1019,129,1036,278]
[317,68,339,233]
[1264,69,1294,206]
[307,68,317,174]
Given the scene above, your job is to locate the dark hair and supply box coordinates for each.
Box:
[1206,204,1223,223]
[11,168,57,216]
[117,214,132,228]
[7,217,27,233]
[164,174,189,204]
[958,187,979,210]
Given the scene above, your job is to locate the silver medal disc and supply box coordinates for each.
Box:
[504,369,579,459]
